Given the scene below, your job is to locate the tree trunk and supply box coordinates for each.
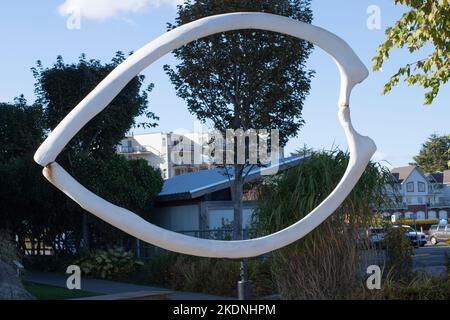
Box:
[232,164,244,240]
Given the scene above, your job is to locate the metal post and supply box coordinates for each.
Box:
[238,259,252,300]
[238,229,252,300]
[414,213,418,248]
[136,238,141,260]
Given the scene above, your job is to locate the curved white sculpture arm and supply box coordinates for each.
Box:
[34,12,376,258]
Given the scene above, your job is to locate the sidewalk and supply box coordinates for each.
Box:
[24,271,234,300]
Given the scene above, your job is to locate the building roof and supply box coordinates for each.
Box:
[426,172,443,184]
[391,165,417,183]
[156,155,307,202]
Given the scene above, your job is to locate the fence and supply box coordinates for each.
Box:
[133,228,255,260]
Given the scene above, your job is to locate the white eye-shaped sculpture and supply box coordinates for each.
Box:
[34,12,376,259]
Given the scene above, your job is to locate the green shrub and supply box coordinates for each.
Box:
[383,274,450,300]
[169,255,240,296]
[127,251,179,286]
[165,255,276,297]
[0,229,20,264]
[133,251,276,297]
[75,247,143,279]
[384,226,414,280]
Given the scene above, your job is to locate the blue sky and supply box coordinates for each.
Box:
[0,0,448,168]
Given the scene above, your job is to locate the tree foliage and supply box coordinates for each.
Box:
[373,0,449,105]
[0,97,44,162]
[32,52,158,160]
[1,53,164,255]
[165,0,314,240]
[165,0,314,144]
[412,133,449,172]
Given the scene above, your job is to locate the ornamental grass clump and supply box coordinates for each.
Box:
[255,150,394,299]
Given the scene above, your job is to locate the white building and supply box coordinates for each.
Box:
[385,165,450,220]
[117,131,284,180]
[117,132,212,179]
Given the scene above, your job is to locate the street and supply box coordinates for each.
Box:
[413,243,449,277]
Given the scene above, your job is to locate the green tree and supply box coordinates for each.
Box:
[0,52,164,254]
[412,133,449,172]
[0,97,44,162]
[32,53,160,250]
[164,0,314,242]
[0,99,77,254]
[373,0,449,105]
[32,52,158,160]
[70,154,163,248]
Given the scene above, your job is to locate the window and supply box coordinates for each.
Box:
[406,182,414,192]
[418,182,425,192]
[418,197,423,204]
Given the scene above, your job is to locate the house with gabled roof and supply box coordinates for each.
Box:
[385,166,450,222]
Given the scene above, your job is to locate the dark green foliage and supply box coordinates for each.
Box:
[136,251,179,286]
[383,274,450,300]
[69,154,163,248]
[384,226,414,280]
[0,97,44,162]
[75,247,143,279]
[124,251,276,298]
[0,53,163,257]
[71,154,163,215]
[165,0,314,145]
[412,133,449,172]
[32,52,158,160]
[166,0,314,241]
[0,156,79,255]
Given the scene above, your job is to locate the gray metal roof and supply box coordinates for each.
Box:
[156,155,307,201]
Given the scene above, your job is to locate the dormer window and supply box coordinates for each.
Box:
[418,182,425,192]
[406,182,414,192]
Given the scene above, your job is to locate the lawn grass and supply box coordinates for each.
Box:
[23,281,102,300]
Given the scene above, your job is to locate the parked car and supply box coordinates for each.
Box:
[367,225,426,248]
[368,226,385,247]
[392,225,427,247]
[428,224,450,245]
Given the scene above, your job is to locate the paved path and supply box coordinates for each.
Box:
[413,243,449,277]
[24,271,234,300]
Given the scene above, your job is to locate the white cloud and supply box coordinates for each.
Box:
[58,0,182,21]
